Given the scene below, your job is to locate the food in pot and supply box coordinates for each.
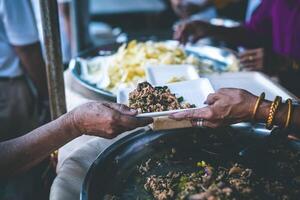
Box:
[143,161,253,200]
[129,82,195,113]
[137,144,300,200]
[101,131,300,200]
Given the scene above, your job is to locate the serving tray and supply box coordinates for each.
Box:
[70,43,238,101]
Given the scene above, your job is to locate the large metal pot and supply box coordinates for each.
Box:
[81,126,300,200]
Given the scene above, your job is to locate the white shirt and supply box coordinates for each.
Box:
[0,0,39,78]
[31,0,71,63]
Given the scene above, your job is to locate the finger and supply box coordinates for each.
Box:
[244,67,263,72]
[104,103,137,116]
[136,117,154,127]
[174,23,193,44]
[241,63,263,70]
[240,62,256,69]
[239,56,257,64]
[173,23,185,40]
[169,107,213,120]
[106,125,126,139]
[238,49,258,58]
[178,27,190,44]
[217,88,237,94]
[205,93,219,105]
[119,115,153,129]
[191,34,204,43]
[191,119,220,128]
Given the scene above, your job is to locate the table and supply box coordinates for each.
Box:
[50,69,296,200]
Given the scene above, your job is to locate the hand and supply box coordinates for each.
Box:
[173,20,212,44]
[169,88,257,128]
[67,102,153,139]
[239,48,264,71]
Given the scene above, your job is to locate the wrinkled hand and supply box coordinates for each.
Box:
[173,20,211,44]
[68,102,153,139]
[239,48,264,71]
[169,88,257,128]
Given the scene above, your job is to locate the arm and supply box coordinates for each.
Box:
[255,100,300,131]
[174,21,260,47]
[14,42,48,100]
[0,113,76,178]
[174,0,271,46]
[0,102,152,178]
[2,0,48,99]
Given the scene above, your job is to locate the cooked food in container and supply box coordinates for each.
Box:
[129,82,195,113]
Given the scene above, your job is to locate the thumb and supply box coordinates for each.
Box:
[169,107,213,120]
[103,103,137,116]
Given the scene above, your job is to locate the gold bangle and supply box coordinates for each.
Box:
[252,92,265,121]
[266,96,282,130]
[284,99,293,129]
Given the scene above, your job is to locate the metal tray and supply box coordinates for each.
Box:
[70,43,238,101]
[81,127,300,200]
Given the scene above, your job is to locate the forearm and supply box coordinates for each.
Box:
[14,42,49,100]
[256,100,300,135]
[0,114,79,178]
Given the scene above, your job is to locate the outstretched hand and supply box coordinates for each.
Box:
[169,88,257,128]
[68,102,153,139]
[173,20,212,44]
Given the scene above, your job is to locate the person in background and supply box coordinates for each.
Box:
[169,88,300,135]
[170,0,264,71]
[170,0,247,21]
[0,0,48,140]
[0,0,49,199]
[238,0,262,71]
[31,0,72,66]
[174,0,300,96]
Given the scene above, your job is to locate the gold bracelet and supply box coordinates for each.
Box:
[285,99,293,129]
[266,96,282,130]
[252,92,265,121]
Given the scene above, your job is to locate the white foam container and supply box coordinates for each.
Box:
[117,78,214,118]
[145,64,199,85]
